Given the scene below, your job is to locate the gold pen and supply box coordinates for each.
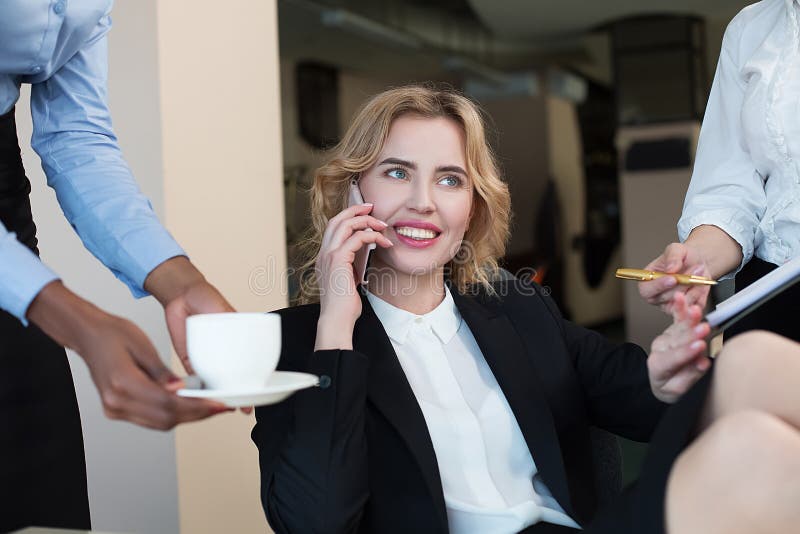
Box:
[615,268,718,286]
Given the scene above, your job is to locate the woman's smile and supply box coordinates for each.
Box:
[393,220,443,248]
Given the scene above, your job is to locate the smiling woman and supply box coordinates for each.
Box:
[358,115,474,304]
[252,85,800,534]
[294,85,511,306]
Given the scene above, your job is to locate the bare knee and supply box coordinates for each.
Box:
[718,330,793,370]
[708,331,800,417]
[667,411,800,534]
[693,410,791,465]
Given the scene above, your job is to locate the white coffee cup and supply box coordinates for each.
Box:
[186,312,281,391]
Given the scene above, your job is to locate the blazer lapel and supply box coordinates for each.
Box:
[451,288,576,518]
[354,294,448,530]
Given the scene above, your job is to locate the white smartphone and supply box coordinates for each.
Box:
[348,178,377,285]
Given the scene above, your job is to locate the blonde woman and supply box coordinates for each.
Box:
[253,86,800,534]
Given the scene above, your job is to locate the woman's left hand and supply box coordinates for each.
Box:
[647,292,712,403]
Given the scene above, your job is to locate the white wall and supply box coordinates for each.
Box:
[157,1,287,532]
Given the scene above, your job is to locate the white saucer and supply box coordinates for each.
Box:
[177,371,319,407]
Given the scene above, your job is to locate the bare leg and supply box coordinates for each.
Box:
[702,331,800,431]
[666,331,800,533]
[666,411,800,534]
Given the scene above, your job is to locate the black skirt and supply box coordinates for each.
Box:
[0,107,90,532]
[725,256,800,342]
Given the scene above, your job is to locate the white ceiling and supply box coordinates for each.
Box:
[467,0,753,40]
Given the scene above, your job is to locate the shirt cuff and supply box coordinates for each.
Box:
[0,232,60,325]
[677,209,755,279]
[108,226,187,298]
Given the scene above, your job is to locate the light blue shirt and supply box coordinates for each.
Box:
[0,0,184,323]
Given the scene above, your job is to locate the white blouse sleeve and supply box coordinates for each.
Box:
[677,17,766,277]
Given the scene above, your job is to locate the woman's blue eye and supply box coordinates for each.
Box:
[387,168,407,180]
[438,175,461,187]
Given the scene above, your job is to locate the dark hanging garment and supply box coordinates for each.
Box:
[0,107,90,532]
[724,256,800,343]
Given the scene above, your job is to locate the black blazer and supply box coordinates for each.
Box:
[252,279,667,534]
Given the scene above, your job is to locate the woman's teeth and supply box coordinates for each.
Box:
[396,226,439,240]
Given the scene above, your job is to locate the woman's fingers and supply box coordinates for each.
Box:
[660,338,707,378]
[321,203,375,249]
[101,363,230,430]
[661,243,691,272]
[327,215,389,251]
[659,358,709,400]
[685,284,711,309]
[644,243,687,273]
[335,228,393,260]
[318,230,393,298]
[329,203,374,227]
[321,229,393,282]
[671,293,705,324]
[640,242,714,314]
[672,292,689,323]
[639,275,679,304]
[651,321,709,383]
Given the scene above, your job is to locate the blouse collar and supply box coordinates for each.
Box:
[366,286,462,345]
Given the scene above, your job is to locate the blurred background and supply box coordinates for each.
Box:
[20,0,750,532]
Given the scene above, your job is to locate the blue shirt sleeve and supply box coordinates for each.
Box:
[0,221,60,324]
[28,14,185,298]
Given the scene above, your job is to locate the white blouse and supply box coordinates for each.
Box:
[678,0,800,276]
[366,289,579,533]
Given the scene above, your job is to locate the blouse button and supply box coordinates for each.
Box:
[53,2,65,14]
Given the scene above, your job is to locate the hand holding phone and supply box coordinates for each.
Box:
[348,179,377,285]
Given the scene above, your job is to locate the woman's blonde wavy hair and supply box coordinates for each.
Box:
[295,84,511,304]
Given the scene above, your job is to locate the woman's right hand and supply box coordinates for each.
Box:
[27,281,230,430]
[638,242,713,314]
[314,203,393,350]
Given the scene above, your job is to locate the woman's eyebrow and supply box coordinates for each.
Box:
[378,158,467,176]
[378,157,416,169]
[436,165,467,175]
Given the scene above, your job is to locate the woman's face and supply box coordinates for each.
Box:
[358,114,473,282]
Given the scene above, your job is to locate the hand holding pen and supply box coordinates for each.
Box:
[632,242,716,314]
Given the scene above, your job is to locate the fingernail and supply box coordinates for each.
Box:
[664,277,677,287]
[691,340,704,350]
[362,203,373,207]
[378,220,388,226]
[696,359,709,371]
[691,266,705,275]
[694,324,706,335]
